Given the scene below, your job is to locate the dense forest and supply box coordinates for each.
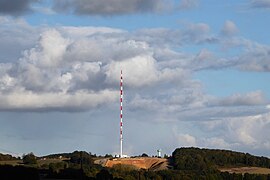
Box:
[173,147,270,170]
[1,147,270,179]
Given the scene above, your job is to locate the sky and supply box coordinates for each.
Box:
[0,0,270,158]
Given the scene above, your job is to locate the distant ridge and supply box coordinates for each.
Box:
[173,147,270,170]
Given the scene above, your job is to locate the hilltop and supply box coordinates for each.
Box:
[1,147,270,179]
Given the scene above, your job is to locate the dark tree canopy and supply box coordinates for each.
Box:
[22,152,37,165]
[141,153,149,157]
[172,147,270,170]
[69,151,94,166]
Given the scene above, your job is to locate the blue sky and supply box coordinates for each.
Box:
[0,0,270,157]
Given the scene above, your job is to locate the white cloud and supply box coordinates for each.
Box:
[221,20,239,36]
[198,113,270,152]
[218,36,270,72]
[169,112,270,155]
[0,89,117,112]
[215,91,267,106]
[0,25,198,111]
[238,43,270,72]
[175,22,219,45]
[175,133,197,147]
[20,29,70,68]
[0,19,268,122]
[104,54,159,87]
[190,49,233,70]
[202,137,231,149]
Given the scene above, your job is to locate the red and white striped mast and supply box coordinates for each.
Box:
[120,70,123,158]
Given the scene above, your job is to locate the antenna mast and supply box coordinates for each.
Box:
[120,70,123,158]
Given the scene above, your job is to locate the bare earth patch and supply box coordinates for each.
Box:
[103,157,168,171]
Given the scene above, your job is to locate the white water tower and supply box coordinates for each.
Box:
[157,149,162,158]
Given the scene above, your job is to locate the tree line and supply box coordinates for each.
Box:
[1,148,270,179]
[173,147,270,169]
[0,153,20,161]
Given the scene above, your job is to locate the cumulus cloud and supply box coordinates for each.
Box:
[1,17,270,156]
[0,24,196,111]
[0,0,38,15]
[0,89,118,112]
[218,34,270,72]
[215,91,267,106]
[199,112,270,153]
[53,0,175,15]
[238,43,270,72]
[169,112,270,155]
[0,18,269,118]
[190,49,236,70]
[105,55,160,87]
[181,23,217,44]
[0,27,117,111]
[221,20,239,36]
[175,133,197,147]
[21,29,70,68]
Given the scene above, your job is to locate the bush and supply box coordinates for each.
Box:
[141,153,148,157]
[23,153,37,165]
[70,151,93,166]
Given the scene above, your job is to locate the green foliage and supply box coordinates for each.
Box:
[163,154,169,158]
[104,154,113,158]
[41,151,96,159]
[22,152,37,165]
[141,153,148,157]
[49,161,68,173]
[172,147,270,171]
[40,152,71,159]
[0,153,19,161]
[69,151,93,166]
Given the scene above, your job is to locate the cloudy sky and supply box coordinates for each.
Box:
[0,0,270,157]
